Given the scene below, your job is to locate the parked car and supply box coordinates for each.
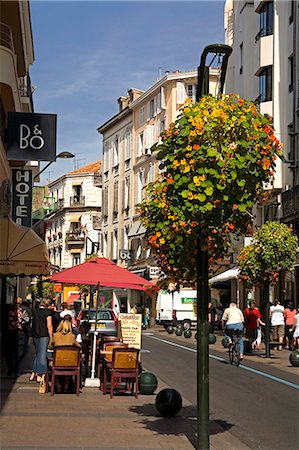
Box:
[77,308,118,336]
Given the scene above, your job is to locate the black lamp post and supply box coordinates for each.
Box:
[196,44,232,450]
[33,151,75,181]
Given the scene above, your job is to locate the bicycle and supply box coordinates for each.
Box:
[225,328,243,366]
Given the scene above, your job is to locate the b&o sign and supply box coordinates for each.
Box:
[12,169,32,227]
[7,112,57,161]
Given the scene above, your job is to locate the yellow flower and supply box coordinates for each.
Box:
[183,107,190,113]
[190,130,197,137]
[159,238,165,244]
[182,165,190,173]
[203,109,209,115]
[186,145,192,151]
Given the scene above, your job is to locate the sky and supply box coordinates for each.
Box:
[30,0,225,184]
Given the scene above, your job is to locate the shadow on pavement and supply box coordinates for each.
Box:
[129,403,234,449]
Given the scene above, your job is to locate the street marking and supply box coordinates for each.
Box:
[146,335,299,390]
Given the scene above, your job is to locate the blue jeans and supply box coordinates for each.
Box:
[32,337,49,375]
[225,323,244,354]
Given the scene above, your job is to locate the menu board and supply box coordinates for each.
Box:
[118,313,142,349]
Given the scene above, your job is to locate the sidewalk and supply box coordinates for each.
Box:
[0,339,250,450]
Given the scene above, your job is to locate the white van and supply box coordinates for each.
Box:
[156,289,197,329]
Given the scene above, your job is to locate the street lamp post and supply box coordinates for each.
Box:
[33,151,75,181]
[196,44,232,450]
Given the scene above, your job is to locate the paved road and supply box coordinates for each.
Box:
[141,330,299,450]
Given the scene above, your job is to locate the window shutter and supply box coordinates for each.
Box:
[176,82,186,104]
[161,87,166,109]
[113,181,118,212]
[153,96,157,116]
[145,125,155,149]
[157,92,161,113]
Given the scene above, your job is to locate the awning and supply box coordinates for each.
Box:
[0,217,49,276]
[209,267,239,285]
[67,293,80,305]
[72,181,82,186]
[69,214,81,222]
[128,221,146,238]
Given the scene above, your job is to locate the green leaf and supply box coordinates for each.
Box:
[238,204,247,212]
[216,184,226,191]
[181,190,189,198]
[237,179,246,187]
[205,186,214,196]
[180,127,190,137]
[223,195,229,201]
[198,193,206,202]
[207,148,219,157]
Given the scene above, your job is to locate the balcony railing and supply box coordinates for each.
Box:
[65,231,85,247]
[70,195,85,206]
[0,23,14,52]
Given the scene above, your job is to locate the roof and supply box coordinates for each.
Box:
[68,161,101,174]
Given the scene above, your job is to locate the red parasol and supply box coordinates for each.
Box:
[49,257,155,291]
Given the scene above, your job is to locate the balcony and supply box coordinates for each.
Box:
[0,22,14,52]
[281,185,299,223]
[70,195,85,206]
[65,230,85,248]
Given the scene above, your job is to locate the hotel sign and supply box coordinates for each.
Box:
[7,112,57,161]
[12,169,32,227]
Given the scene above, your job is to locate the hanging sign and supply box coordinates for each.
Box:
[7,112,57,161]
[11,169,32,227]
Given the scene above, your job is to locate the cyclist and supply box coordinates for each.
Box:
[221,302,245,361]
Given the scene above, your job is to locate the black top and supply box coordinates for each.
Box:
[31,308,52,338]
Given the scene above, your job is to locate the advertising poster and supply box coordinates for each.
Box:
[118,313,142,349]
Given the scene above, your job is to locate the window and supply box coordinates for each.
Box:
[113,137,119,167]
[104,143,109,172]
[176,82,186,104]
[124,176,130,209]
[289,55,294,92]
[147,163,154,183]
[258,1,273,39]
[72,253,81,266]
[160,118,166,133]
[140,106,145,126]
[187,84,196,101]
[240,42,243,75]
[113,181,118,214]
[149,99,155,119]
[137,132,144,157]
[124,129,131,160]
[112,230,118,260]
[136,171,144,204]
[259,66,272,102]
[145,125,155,151]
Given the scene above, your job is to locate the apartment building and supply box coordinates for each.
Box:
[0,0,37,301]
[98,69,220,282]
[44,161,102,270]
[224,0,299,301]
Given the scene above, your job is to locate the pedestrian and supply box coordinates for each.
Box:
[30,298,53,393]
[284,301,296,350]
[243,301,261,349]
[221,302,245,360]
[251,317,266,350]
[270,299,285,351]
[49,301,61,332]
[59,301,77,325]
[291,307,299,351]
[208,302,218,333]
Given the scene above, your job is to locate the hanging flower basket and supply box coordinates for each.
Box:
[140,94,282,286]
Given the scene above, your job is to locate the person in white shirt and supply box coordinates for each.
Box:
[222,302,245,360]
[270,299,285,350]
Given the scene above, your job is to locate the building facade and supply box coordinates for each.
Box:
[98,69,220,285]
[44,161,102,270]
[224,0,299,302]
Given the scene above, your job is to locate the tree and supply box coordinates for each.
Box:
[140,94,282,288]
[238,221,298,357]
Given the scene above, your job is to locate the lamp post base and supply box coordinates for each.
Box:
[84,377,100,388]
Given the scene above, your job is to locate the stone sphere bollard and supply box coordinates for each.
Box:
[184,329,192,338]
[289,351,299,367]
[155,388,182,417]
[139,372,158,395]
[209,333,217,344]
[166,325,174,334]
[175,327,183,336]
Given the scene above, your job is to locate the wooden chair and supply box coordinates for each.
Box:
[101,342,128,391]
[49,346,81,396]
[107,348,140,399]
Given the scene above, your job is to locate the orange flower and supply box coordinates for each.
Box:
[193,144,200,150]
[168,177,174,184]
[232,204,238,210]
